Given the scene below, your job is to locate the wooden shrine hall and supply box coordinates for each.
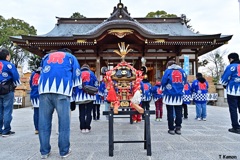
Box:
[10,2,232,82]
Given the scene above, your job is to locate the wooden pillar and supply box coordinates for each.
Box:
[191,61,194,75]
[160,60,163,78]
[195,52,199,75]
[175,46,180,64]
[176,56,180,64]
[155,58,157,80]
[96,57,100,80]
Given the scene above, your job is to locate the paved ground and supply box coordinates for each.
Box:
[1,103,240,160]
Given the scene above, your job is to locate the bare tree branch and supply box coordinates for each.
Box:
[200,49,228,82]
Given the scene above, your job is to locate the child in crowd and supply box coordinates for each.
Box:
[29,67,41,134]
[182,82,192,119]
[152,78,163,121]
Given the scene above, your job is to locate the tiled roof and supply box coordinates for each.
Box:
[39,19,197,37]
[141,23,198,36]
[41,24,99,37]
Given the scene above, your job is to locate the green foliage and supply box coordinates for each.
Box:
[180,14,198,33]
[28,54,42,71]
[0,16,37,67]
[0,17,36,46]
[145,11,197,33]
[146,10,177,18]
[198,59,209,67]
[70,12,86,18]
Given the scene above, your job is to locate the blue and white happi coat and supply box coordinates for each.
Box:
[0,60,21,86]
[140,80,152,101]
[182,82,192,104]
[30,71,40,107]
[38,51,81,96]
[161,64,187,105]
[93,93,103,105]
[220,62,240,96]
[191,79,208,104]
[152,83,163,102]
[74,68,98,103]
[99,81,108,102]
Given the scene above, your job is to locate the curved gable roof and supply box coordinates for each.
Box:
[39,1,198,38]
[40,18,198,38]
[79,19,159,36]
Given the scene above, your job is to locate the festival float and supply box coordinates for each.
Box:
[102,42,154,157]
[102,42,144,114]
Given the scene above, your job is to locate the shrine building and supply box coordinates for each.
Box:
[10,2,232,83]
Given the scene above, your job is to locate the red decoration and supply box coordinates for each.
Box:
[107,86,118,102]
[103,61,143,114]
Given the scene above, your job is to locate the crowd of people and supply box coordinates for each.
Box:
[0,47,239,159]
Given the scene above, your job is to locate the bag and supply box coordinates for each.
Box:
[76,100,94,105]
[82,84,98,95]
[70,101,76,111]
[0,81,15,95]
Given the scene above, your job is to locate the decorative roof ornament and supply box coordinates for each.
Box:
[108,29,133,38]
[113,42,132,62]
[106,1,134,21]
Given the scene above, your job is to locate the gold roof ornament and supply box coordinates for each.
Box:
[155,39,165,43]
[113,42,132,62]
[77,39,86,43]
[108,29,133,38]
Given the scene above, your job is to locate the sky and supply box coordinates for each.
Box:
[0,0,239,56]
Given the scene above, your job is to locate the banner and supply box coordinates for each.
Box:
[14,97,23,105]
[190,93,218,101]
[183,55,189,75]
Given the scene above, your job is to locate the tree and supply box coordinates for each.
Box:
[198,59,209,67]
[0,16,37,67]
[146,10,177,18]
[180,14,198,33]
[70,12,86,18]
[200,49,227,83]
[28,54,42,71]
[145,11,197,33]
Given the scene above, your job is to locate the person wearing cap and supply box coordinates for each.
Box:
[74,64,98,133]
[0,48,21,137]
[38,48,81,158]
[191,72,209,121]
[220,52,240,134]
[161,60,187,135]
[29,67,41,134]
